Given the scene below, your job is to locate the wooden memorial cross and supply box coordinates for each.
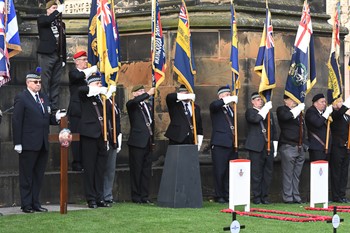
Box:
[48,116,80,214]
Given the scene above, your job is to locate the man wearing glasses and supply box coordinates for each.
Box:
[12,69,66,213]
[68,51,97,171]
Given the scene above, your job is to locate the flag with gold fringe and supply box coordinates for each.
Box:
[230,0,239,95]
[173,0,196,93]
[284,0,316,104]
[327,0,342,104]
[254,1,275,102]
[151,0,166,89]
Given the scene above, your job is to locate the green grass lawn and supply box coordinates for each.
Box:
[0,201,349,233]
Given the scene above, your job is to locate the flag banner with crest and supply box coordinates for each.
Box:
[173,0,196,93]
[284,0,316,104]
[88,0,121,87]
[230,0,239,95]
[0,0,21,87]
[327,0,342,104]
[151,0,166,89]
[254,1,275,102]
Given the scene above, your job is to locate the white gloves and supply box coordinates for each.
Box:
[177,93,196,102]
[117,133,122,153]
[100,87,108,96]
[273,141,278,158]
[290,103,305,119]
[197,135,204,151]
[55,109,67,122]
[105,85,117,99]
[62,62,65,68]
[83,65,98,78]
[223,95,238,105]
[14,144,22,154]
[322,105,333,119]
[343,97,350,108]
[258,101,272,120]
[87,86,108,97]
[57,4,65,13]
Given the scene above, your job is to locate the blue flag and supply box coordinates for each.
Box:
[174,0,196,93]
[88,0,121,88]
[254,3,275,102]
[0,0,21,87]
[151,0,166,89]
[230,1,239,95]
[327,0,342,104]
[285,1,316,104]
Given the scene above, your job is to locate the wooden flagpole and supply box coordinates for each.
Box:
[267,111,271,153]
[233,102,238,152]
[325,118,331,154]
[191,102,198,144]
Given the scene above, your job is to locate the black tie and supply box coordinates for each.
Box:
[35,94,44,114]
[185,103,192,121]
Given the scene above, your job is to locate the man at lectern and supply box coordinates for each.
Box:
[209,86,238,204]
[165,85,203,151]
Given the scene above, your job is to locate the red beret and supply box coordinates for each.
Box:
[73,51,87,59]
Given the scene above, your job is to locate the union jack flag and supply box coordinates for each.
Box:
[179,4,188,27]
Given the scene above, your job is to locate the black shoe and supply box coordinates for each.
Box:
[284,201,294,204]
[224,197,229,203]
[97,201,111,207]
[33,207,48,212]
[141,199,153,204]
[341,198,349,203]
[88,201,97,208]
[215,197,226,204]
[253,199,261,204]
[132,199,142,204]
[22,206,34,213]
[261,200,271,204]
[333,199,343,203]
[105,200,115,204]
[72,163,83,172]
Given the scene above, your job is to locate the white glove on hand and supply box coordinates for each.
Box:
[55,110,66,122]
[83,65,98,78]
[258,101,272,120]
[62,62,65,68]
[100,86,108,96]
[14,144,22,154]
[105,85,117,99]
[343,97,350,108]
[87,86,100,97]
[223,95,238,105]
[197,135,204,151]
[57,4,65,13]
[273,141,278,158]
[290,103,305,119]
[177,93,196,102]
[322,105,333,119]
[117,133,122,153]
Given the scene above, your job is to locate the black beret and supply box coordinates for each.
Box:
[312,93,325,103]
[217,86,231,95]
[251,92,260,100]
[87,73,101,85]
[131,85,144,92]
[178,84,188,92]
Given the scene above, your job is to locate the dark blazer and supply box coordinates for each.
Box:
[276,105,306,146]
[126,93,153,148]
[68,68,86,117]
[12,89,57,151]
[305,105,331,151]
[37,10,66,62]
[164,93,203,143]
[78,86,104,139]
[244,108,277,153]
[210,99,234,148]
[331,105,349,147]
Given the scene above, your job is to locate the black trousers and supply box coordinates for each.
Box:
[68,115,82,165]
[211,145,237,199]
[81,135,107,202]
[249,149,274,202]
[330,145,350,201]
[19,146,48,209]
[128,143,152,202]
